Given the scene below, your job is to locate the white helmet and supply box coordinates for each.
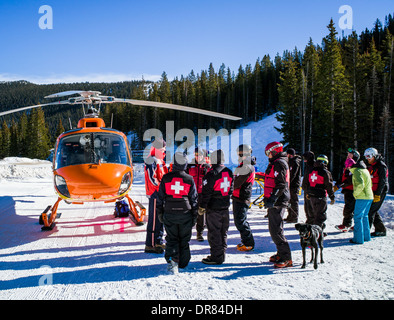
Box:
[364,147,378,160]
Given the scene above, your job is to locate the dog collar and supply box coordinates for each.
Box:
[303,231,311,240]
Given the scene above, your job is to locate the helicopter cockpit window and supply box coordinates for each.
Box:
[55,133,130,169]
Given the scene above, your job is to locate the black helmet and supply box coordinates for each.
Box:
[236,144,252,156]
[316,154,329,165]
[347,148,360,162]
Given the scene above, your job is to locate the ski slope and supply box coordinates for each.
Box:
[0,116,393,300]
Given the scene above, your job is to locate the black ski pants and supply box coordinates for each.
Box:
[368,189,387,233]
[145,191,164,247]
[287,187,299,220]
[206,208,230,264]
[163,213,193,268]
[268,207,291,261]
[304,193,313,223]
[196,194,206,234]
[307,196,327,228]
[232,201,255,247]
[342,189,355,227]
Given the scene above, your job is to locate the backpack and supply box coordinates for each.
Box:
[114,200,130,218]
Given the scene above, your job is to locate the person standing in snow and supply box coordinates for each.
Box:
[284,148,301,223]
[263,141,292,268]
[364,148,388,237]
[157,152,198,272]
[334,148,360,232]
[186,148,210,241]
[304,154,335,230]
[348,159,373,244]
[144,138,168,254]
[199,150,233,265]
[232,144,255,251]
[301,151,315,223]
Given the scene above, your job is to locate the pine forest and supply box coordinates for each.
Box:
[0,15,393,190]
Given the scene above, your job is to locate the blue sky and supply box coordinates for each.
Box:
[0,0,392,84]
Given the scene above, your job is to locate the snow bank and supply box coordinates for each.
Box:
[0,157,52,180]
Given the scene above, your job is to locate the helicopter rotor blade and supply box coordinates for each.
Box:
[45,90,102,99]
[112,98,242,121]
[0,100,70,117]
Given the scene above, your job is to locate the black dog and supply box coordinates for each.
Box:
[295,223,324,269]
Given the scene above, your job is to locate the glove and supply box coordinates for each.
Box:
[198,207,206,216]
[333,185,339,192]
[330,198,335,205]
[373,195,381,203]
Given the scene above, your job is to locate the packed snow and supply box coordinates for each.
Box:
[0,115,393,301]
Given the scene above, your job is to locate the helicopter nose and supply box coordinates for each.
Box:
[55,164,131,201]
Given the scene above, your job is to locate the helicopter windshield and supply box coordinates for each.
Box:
[55,132,130,169]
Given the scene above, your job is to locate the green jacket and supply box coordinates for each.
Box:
[349,164,373,200]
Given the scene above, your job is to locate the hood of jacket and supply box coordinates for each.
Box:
[352,160,367,169]
[172,152,188,171]
[269,152,288,164]
[303,151,315,166]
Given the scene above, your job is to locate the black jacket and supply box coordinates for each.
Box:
[232,156,256,204]
[289,155,302,189]
[367,155,389,195]
[263,152,290,208]
[201,164,234,210]
[305,161,335,200]
[302,151,315,192]
[157,154,198,222]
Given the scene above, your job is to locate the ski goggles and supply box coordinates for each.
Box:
[265,143,283,156]
[316,156,329,164]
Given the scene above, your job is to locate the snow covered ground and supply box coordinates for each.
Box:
[0,116,393,301]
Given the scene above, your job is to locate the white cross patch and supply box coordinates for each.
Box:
[310,172,318,182]
[171,181,184,194]
[274,171,278,177]
[220,177,230,193]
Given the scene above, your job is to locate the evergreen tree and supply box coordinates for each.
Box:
[26,108,51,159]
[316,19,351,171]
[55,118,65,138]
[17,113,28,157]
[0,120,10,158]
[302,38,320,151]
[9,119,18,157]
[277,56,301,148]
[253,59,263,121]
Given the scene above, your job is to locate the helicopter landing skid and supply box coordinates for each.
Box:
[125,194,146,226]
[39,197,62,231]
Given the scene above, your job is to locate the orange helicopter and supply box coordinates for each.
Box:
[0,90,241,231]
